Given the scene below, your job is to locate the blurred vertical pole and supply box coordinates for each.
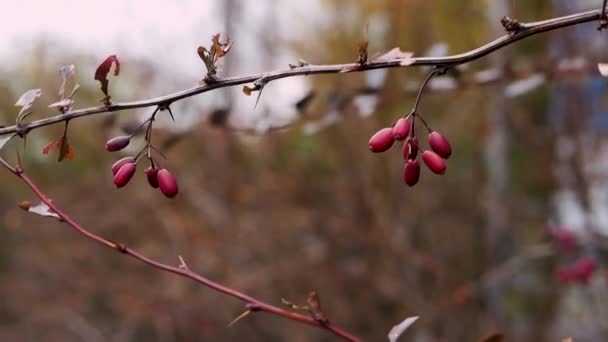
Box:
[222,0,239,106]
[483,0,513,332]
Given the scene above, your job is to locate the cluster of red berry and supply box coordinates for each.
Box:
[106,136,179,198]
[548,226,602,285]
[368,115,452,186]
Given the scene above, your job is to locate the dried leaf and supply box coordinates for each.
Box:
[212,33,233,58]
[243,85,253,96]
[48,98,75,109]
[15,89,42,115]
[59,64,76,79]
[42,139,61,155]
[58,64,76,97]
[374,48,414,66]
[25,202,61,220]
[0,133,16,152]
[357,39,369,64]
[598,63,608,76]
[94,55,120,97]
[42,136,75,162]
[388,316,419,342]
[58,134,75,162]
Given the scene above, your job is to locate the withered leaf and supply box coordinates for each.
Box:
[94,55,120,98]
[388,316,419,342]
[212,33,233,58]
[374,48,414,66]
[24,202,61,220]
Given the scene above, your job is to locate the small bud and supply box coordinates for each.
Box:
[105,136,131,152]
[368,128,395,153]
[403,136,419,160]
[157,169,179,198]
[392,118,410,140]
[146,167,160,188]
[18,200,31,211]
[111,157,135,175]
[428,131,452,159]
[403,159,420,186]
[422,151,447,175]
[113,162,136,188]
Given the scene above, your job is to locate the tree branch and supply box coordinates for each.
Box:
[5,164,362,342]
[0,8,603,137]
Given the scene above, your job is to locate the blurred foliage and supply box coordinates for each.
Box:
[0,1,606,342]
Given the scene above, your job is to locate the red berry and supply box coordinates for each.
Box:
[111,157,135,175]
[106,136,131,152]
[368,128,395,153]
[403,159,420,186]
[113,162,136,188]
[549,228,577,252]
[157,169,179,198]
[403,136,419,160]
[422,151,447,175]
[392,118,411,140]
[428,131,452,159]
[146,167,160,188]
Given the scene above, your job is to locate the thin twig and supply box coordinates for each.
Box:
[0,8,603,137]
[3,163,362,342]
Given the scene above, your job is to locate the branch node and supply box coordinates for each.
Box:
[113,242,128,253]
[501,16,524,33]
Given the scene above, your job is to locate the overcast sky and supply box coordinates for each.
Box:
[0,1,328,128]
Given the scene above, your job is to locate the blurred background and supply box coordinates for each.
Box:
[1,0,608,341]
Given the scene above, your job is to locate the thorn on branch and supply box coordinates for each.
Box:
[501,16,524,33]
[178,255,189,270]
[227,309,253,327]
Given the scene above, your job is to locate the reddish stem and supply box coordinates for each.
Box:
[12,168,362,342]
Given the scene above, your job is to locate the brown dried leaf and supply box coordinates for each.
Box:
[212,33,233,58]
[42,139,61,155]
[243,85,253,96]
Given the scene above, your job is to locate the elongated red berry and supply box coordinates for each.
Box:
[422,151,447,175]
[403,159,420,186]
[428,131,452,159]
[392,118,411,140]
[403,136,419,160]
[111,157,135,175]
[106,136,131,152]
[157,169,179,198]
[146,167,160,188]
[368,128,395,153]
[113,162,136,188]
